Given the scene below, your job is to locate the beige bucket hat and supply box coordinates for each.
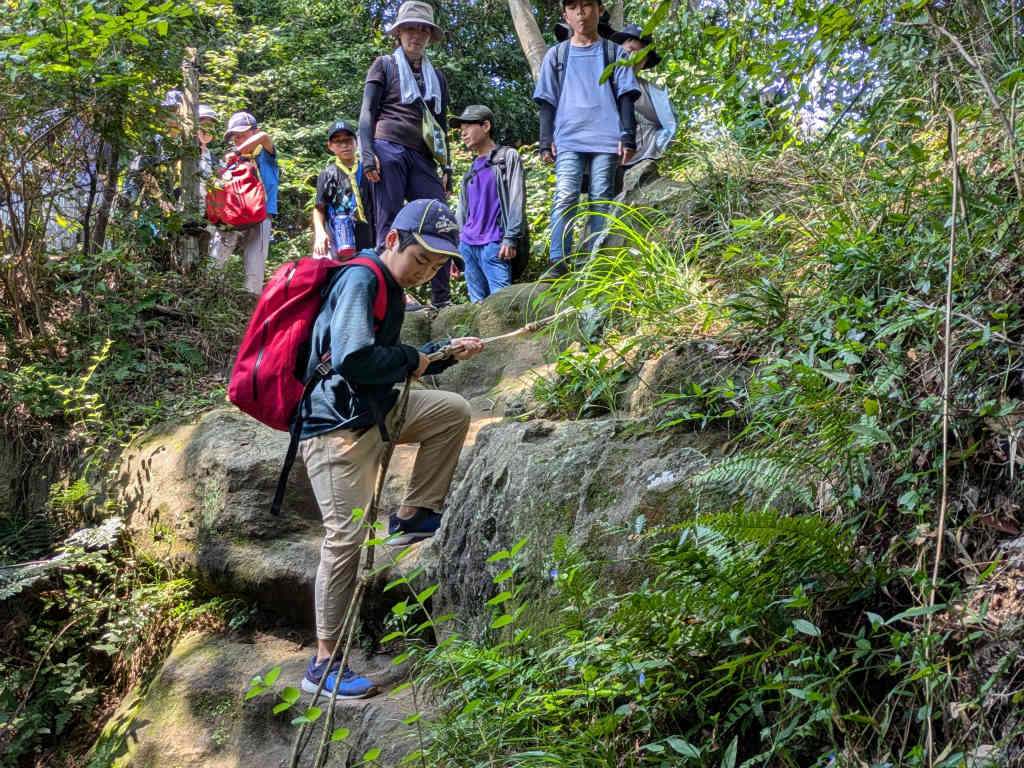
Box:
[385,0,444,42]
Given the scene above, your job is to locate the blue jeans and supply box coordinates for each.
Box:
[549,151,619,265]
[459,241,510,303]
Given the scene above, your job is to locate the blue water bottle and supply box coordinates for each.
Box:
[328,204,356,259]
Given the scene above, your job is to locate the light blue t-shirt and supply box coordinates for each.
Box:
[250,145,280,216]
[533,41,641,155]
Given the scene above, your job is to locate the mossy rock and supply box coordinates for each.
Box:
[88,631,416,768]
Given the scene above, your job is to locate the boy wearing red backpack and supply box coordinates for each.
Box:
[296,198,483,699]
[211,111,279,294]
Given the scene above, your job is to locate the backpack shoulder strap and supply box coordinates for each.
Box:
[486,146,507,169]
[346,255,388,326]
[603,39,619,102]
[555,40,570,101]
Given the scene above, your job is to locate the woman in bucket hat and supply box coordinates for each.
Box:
[359,0,456,309]
[608,23,677,168]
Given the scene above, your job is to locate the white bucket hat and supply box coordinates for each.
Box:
[385,0,443,42]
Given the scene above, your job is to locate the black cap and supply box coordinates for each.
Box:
[608,23,662,68]
[391,199,460,259]
[449,105,494,130]
[327,120,358,143]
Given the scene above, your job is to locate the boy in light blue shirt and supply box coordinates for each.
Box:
[533,0,640,278]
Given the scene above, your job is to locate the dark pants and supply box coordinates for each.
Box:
[372,139,450,305]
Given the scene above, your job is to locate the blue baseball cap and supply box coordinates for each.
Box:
[391,199,460,259]
[224,111,258,138]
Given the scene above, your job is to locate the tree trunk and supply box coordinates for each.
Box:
[177,47,201,272]
[82,162,97,256]
[507,0,548,82]
[609,1,624,32]
[91,135,120,254]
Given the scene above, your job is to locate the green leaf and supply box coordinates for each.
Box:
[486,590,512,607]
[416,584,438,603]
[287,702,322,723]
[490,614,514,629]
[403,712,422,725]
[264,667,280,686]
[363,747,382,761]
[273,700,293,714]
[509,536,529,555]
[848,423,892,445]
[817,367,851,384]
[667,737,701,757]
[244,684,267,701]
[280,686,301,704]
[493,568,515,583]
[486,550,510,563]
[885,604,946,624]
[978,554,1002,583]
[641,0,671,36]
[720,736,738,768]
[154,19,168,35]
[862,398,880,416]
[331,727,351,741]
[792,619,821,637]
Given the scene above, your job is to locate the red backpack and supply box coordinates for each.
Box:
[205,159,268,228]
[228,255,387,514]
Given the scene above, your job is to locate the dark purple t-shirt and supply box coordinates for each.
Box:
[460,157,503,246]
[366,55,448,159]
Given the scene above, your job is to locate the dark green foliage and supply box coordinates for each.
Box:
[416,513,886,766]
[0,548,239,764]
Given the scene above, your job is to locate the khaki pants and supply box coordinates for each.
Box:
[210,217,270,294]
[299,389,471,643]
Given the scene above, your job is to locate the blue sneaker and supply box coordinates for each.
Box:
[301,655,377,698]
[387,508,442,545]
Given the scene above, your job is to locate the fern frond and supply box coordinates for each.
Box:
[692,452,817,510]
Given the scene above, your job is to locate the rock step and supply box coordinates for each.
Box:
[90,630,423,768]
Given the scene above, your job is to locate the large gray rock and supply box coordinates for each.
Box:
[116,408,324,623]
[113,284,562,623]
[427,282,559,401]
[416,417,729,640]
[87,630,417,768]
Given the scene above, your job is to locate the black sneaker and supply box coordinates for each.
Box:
[387,508,442,545]
[539,259,570,281]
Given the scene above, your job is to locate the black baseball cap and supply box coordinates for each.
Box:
[449,105,494,130]
[609,23,662,68]
[327,120,357,142]
[391,199,460,259]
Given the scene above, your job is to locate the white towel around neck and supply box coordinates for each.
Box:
[393,46,442,114]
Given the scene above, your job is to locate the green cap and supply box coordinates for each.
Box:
[449,105,494,130]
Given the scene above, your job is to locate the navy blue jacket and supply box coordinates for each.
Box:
[296,252,455,439]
